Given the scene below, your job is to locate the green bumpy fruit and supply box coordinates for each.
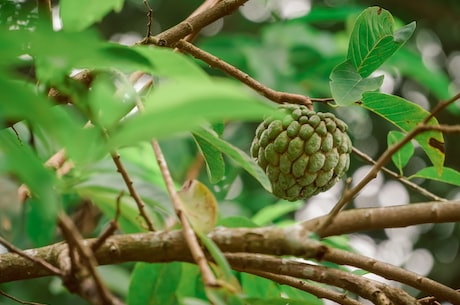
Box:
[250,104,352,201]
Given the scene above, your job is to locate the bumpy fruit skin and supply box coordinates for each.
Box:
[250,104,352,201]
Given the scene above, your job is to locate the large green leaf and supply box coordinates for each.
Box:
[347,7,415,77]
[128,262,182,305]
[108,80,275,148]
[361,92,445,171]
[193,128,271,192]
[387,130,414,175]
[330,60,383,106]
[60,0,124,31]
[0,130,58,246]
[410,167,460,187]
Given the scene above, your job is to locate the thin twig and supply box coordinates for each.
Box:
[151,140,217,287]
[352,146,447,202]
[110,152,155,231]
[143,0,153,38]
[0,290,46,305]
[91,191,123,252]
[245,270,363,305]
[0,235,62,276]
[423,92,460,124]
[58,214,124,305]
[175,39,313,109]
[314,121,460,236]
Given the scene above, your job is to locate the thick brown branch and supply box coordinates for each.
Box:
[302,201,460,237]
[229,253,416,305]
[2,213,460,303]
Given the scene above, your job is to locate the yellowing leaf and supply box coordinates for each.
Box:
[178,179,218,234]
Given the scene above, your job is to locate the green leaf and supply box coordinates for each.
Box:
[410,167,460,187]
[218,216,259,228]
[361,92,445,172]
[280,286,322,305]
[109,80,274,149]
[133,46,210,81]
[251,200,303,226]
[348,7,415,77]
[0,130,58,246]
[193,128,272,192]
[193,134,225,184]
[241,273,280,299]
[387,130,414,174]
[330,60,383,106]
[128,262,182,305]
[60,0,124,31]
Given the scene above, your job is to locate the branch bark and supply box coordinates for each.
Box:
[2,202,460,303]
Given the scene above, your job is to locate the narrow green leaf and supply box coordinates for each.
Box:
[128,262,182,305]
[361,92,445,172]
[280,286,322,305]
[193,128,272,192]
[251,200,303,226]
[348,6,415,77]
[60,0,124,31]
[109,80,274,149]
[193,134,225,184]
[0,130,58,246]
[410,167,460,187]
[330,60,383,106]
[387,130,414,174]
[218,216,259,228]
[241,273,280,299]
[197,233,237,286]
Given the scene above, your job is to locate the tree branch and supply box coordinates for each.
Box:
[302,200,460,237]
[314,122,460,236]
[140,0,250,46]
[229,253,417,305]
[244,269,364,305]
[352,147,446,202]
[175,39,313,108]
[2,212,460,303]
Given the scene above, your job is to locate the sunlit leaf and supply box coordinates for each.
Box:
[348,6,415,77]
[410,166,460,187]
[360,92,444,172]
[387,130,414,174]
[193,128,272,192]
[330,60,383,106]
[60,0,124,31]
[193,134,225,184]
[178,179,218,234]
[128,262,182,305]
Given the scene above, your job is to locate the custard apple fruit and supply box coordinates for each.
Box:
[250,104,352,201]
